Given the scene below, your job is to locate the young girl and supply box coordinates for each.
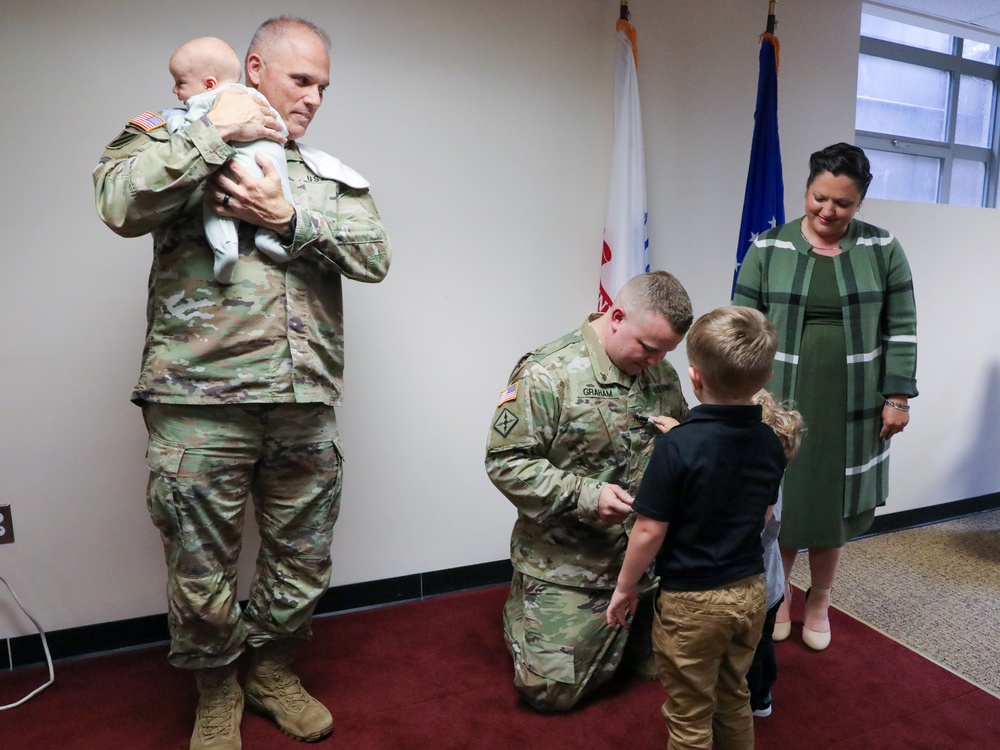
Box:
[747,389,804,718]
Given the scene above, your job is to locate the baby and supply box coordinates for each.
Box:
[166,37,294,284]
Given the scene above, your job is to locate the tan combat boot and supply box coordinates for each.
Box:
[244,641,333,742]
[191,664,243,750]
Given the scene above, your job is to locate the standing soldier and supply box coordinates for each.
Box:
[93,17,390,750]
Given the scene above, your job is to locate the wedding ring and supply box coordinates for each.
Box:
[223,194,231,207]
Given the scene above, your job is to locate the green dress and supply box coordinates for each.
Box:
[780,253,875,549]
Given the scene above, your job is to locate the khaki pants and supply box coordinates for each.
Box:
[652,575,767,750]
[143,403,343,670]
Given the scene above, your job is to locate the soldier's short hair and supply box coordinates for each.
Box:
[247,16,332,63]
[686,306,777,399]
[616,271,693,335]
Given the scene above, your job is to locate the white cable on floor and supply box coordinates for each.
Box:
[0,574,55,710]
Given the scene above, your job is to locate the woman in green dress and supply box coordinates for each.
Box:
[733,143,917,651]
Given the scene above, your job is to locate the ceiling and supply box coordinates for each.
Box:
[875,0,1000,35]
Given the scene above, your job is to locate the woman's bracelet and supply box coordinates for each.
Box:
[884,399,910,412]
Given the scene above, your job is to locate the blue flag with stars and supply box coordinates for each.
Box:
[732,33,784,298]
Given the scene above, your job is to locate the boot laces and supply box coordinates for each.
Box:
[197,682,241,740]
[269,667,310,712]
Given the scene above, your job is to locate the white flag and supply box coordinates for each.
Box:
[598,19,648,312]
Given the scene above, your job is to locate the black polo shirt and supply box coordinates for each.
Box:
[633,403,786,591]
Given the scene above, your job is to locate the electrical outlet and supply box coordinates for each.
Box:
[0,504,13,544]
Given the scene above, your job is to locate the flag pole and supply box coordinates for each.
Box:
[599,0,648,311]
[617,2,638,70]
[763,0,779,70]
[730,0,785,298]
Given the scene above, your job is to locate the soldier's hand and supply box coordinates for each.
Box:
[207,88,286,144]
[598,483,633,525]
[210,158,295,235]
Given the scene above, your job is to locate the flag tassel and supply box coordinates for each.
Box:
[617,3,637,69]
[730,4,785,298]
[759,32,780,71]
[764,0,779,69]
[599,2,648,311]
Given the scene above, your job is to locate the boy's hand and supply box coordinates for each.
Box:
[606,586,638,628]
[648,415,680,434]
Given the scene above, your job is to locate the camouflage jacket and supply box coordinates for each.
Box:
[485,315,687,589]
[93,114,390,406]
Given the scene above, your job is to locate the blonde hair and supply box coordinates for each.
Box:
[686,306,777,399]
[170,37,242,86]
[753,389,804,461]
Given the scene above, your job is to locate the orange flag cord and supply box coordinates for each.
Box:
[760,31,780,72]
[617,19,638,70]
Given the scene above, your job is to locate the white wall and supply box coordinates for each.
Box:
[857,199,1000,507]
[1,0,995,640]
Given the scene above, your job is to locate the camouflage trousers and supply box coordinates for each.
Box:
[652,575,766,750]
[503,570,657,711]
[142,403,343,670]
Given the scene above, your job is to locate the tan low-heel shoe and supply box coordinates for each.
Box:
[802,626,831,651]
[773,619,791,641]
[802,587,832,651]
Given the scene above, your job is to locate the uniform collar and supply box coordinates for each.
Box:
[582,313,634,388]
[295,142,370,189]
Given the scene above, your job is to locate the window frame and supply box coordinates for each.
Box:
[856,4,1000,207]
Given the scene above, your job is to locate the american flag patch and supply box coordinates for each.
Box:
[128,111,167,132]
[497,383,518,406]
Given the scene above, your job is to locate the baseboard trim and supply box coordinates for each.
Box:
[1,559,514,671]
[865,492,1000,536]
[6,492,1000,671]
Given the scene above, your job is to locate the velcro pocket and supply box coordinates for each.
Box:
[522,636,575,684]
[145,436,185,476]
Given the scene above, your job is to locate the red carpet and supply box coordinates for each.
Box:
[2,584,998,748]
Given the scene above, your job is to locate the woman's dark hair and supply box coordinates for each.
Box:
[807,142,873,198]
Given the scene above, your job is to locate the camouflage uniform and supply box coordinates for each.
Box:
[93,113,390,669]
[485,315,687,710]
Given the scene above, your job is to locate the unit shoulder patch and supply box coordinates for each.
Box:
[493,408,519,438]
[105,129,140,150]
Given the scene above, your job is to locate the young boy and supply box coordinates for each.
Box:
[165,37,294,284]
[606,306,795,750]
